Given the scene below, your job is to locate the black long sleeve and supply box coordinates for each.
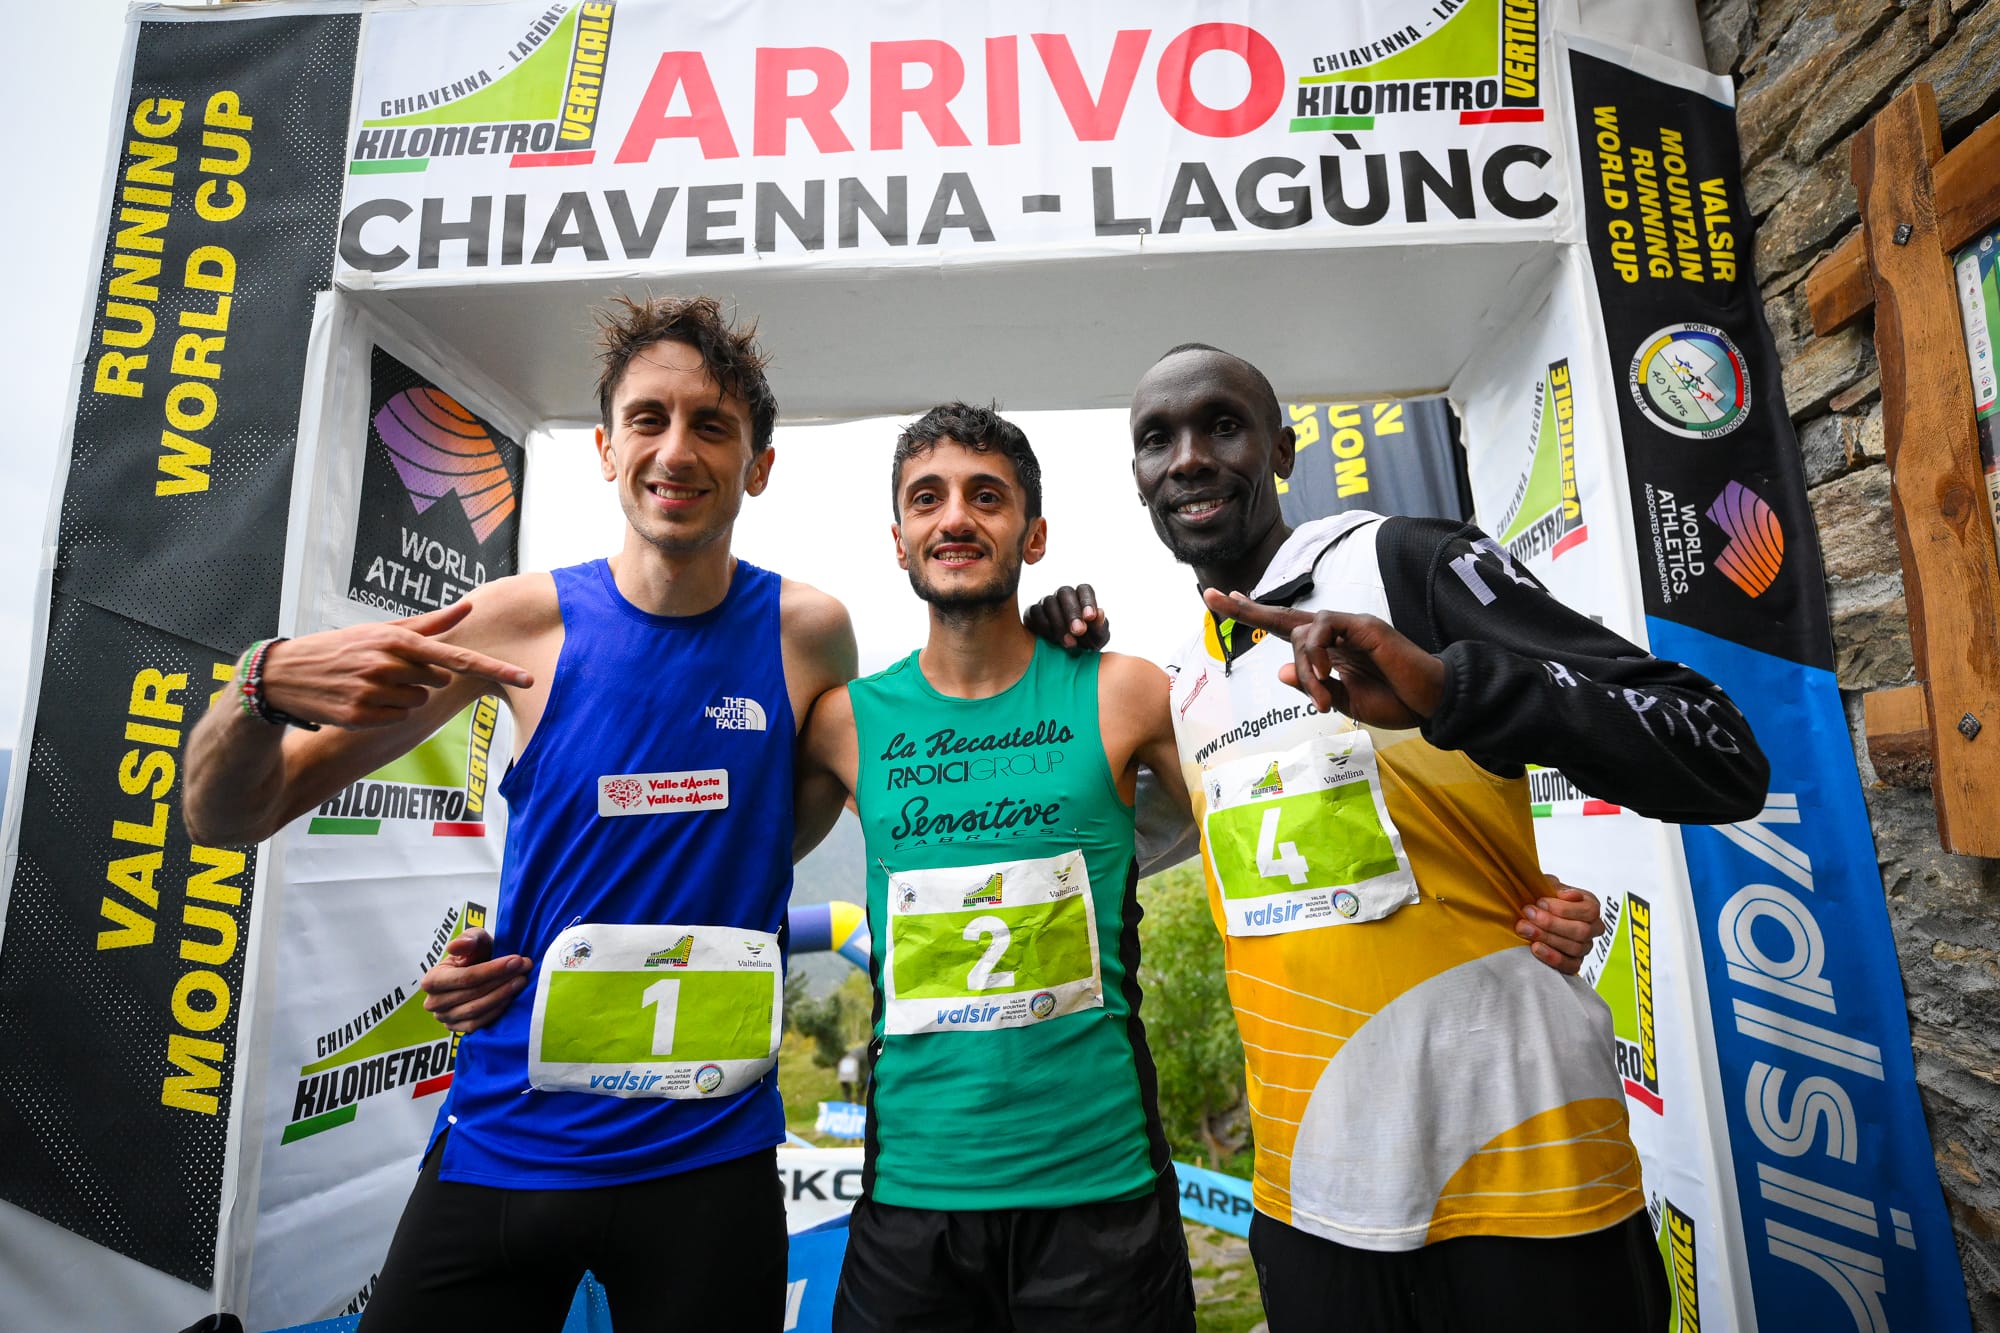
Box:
[1375,517,1769,825]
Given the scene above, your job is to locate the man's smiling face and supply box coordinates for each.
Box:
[1129,348,1295,584]
[596,338,770,556]
[893,438,1045,616]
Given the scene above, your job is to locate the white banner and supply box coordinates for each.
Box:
[337,0,1567,281]
[778,1147,866,1235]
[239,306,525,1327]
[1453,246,1744,1331]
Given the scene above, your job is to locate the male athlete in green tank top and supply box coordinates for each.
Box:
[796,404,1199,1332]
[846,640,1156,1211]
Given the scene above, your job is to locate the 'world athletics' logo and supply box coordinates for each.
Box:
[1707,480,1785,598]
[1628,323,1751,439]
[374,387,519,543]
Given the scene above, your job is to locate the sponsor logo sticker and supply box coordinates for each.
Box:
[597,769,729,816]
[644,935,693,968]
[962,871,1004,908]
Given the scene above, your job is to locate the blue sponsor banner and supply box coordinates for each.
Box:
[1173,1160,1253,1238]
[786,1218,849,1332]
[1651,619,1969,1332]
[814,1100,867,1139]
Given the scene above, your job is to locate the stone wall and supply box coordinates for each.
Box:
[1695,0,2000,1324]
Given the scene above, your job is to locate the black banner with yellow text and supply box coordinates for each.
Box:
[0,13,357,1284]
[1275,396,1468,524]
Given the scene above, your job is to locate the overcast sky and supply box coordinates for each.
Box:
[1,0,1195,748]
[2,0,133,744]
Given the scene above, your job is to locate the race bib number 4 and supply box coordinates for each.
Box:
[882,850,1104,1036]
[528,923,780,1098]
[1203,731,1418,937]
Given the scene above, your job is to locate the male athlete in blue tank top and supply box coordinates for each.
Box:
[185,297,858,1332]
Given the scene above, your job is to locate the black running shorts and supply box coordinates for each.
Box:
[358,1137,786,1333]
[832,1167,1196,1333]
[1249,1206,1671,1333]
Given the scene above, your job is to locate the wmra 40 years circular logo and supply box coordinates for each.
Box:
[1628,323,1751,439]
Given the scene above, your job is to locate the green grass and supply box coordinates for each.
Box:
[1186,1220,1264,1332]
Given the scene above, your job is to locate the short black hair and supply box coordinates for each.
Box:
[594,294,778,451]
[890,403,1042,520]
[1154,342,1282,433]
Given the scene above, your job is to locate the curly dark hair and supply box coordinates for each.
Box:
[594,295,778,450]
[890,402,1042,520]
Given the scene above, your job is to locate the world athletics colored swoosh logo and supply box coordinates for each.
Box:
[373,387,517,544]
[1706,480,1784,597]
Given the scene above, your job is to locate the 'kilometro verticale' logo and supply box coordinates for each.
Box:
[284,902,486,1143]
[351,2,617,173]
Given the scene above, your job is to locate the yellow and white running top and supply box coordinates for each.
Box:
[1166,514,1643,1251]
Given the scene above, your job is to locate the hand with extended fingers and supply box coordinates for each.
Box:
[1201,587,1446,729]
[260,600,532,728]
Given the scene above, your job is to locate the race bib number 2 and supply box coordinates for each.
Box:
[882,849,1103,1036]
[528,923,780,1098]
[1204,731,1418,937]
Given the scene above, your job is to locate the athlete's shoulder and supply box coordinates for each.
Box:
[808,678,858,729]
[779,577,854,648]
[1096,652,1173,741]
[1097,651,1171,698]
[445,572,559,652]
[781,578,856,665]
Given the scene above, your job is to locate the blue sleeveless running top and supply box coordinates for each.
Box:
[435,558,796,1188]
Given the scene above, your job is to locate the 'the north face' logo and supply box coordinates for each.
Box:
[705,696,767,731]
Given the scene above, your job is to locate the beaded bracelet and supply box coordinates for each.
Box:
[235,638,321,731]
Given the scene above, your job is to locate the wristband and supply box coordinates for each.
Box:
[235,638,322,731]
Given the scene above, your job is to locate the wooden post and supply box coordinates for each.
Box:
[1808,112,2000,336]
[1850,85,2000,856]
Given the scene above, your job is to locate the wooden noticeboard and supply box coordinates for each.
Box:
[1806,86,2000,857]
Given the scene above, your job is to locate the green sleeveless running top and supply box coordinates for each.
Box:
[848,640,1166,1210]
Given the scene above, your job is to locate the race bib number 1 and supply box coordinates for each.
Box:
[528,923,781,1098]
[1203,731,1418,937]
[882,849,1103,1036]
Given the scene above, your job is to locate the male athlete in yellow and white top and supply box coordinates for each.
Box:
[1036,344,1767,1333]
